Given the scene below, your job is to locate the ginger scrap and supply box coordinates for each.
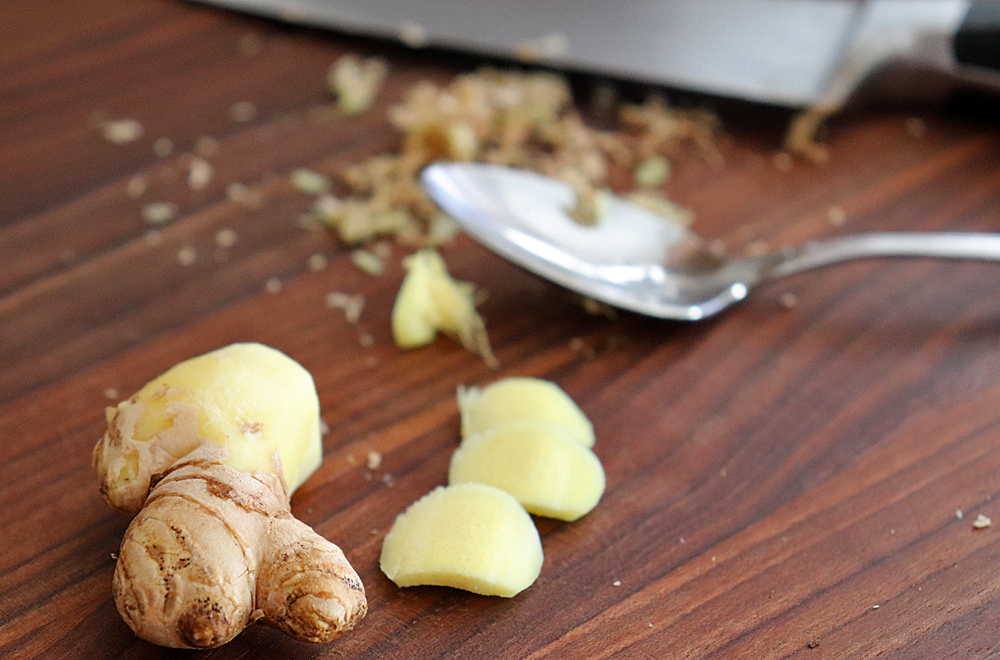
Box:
[141,202,179,226]
[783,106,834,164]
[328,54,389,115]
[102,118,144,144]
[291,168,331,194]
[391,249,496,367]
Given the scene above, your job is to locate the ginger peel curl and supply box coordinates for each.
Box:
[93,343,366,648]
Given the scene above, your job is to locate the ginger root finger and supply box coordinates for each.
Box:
[95,343,366,648]
[114,449,365,648]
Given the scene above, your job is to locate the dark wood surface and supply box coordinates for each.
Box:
[5,1,1000,658]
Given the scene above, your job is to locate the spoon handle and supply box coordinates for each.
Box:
[768,233,1000,279]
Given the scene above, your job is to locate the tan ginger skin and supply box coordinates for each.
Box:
[93,344,366,648]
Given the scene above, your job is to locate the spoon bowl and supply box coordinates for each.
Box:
[421,162,1000,320]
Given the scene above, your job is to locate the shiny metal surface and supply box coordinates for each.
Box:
[193,0,859,106]
[192,0,991,109]
[422,162,1000,321]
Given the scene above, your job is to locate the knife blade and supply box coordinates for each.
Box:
[194,0,999,111]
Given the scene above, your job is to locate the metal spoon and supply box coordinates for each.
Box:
[421,162,1000,321]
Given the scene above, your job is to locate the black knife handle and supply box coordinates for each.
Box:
[955,1,1000,70]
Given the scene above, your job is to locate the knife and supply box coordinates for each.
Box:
[194,0,1000,112]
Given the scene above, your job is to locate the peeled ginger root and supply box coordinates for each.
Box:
[93,343,366,648]
[380,483,543,597]
[391,249,497,366]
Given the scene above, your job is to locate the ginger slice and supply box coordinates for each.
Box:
[449,421,605,521]
[457,376,594,447]
[380,483,543,597]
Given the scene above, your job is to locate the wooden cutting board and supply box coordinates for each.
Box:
[4,1,1000,657]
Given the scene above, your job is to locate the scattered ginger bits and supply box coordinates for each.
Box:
[391,249,496,366]
[380,483,543,597]
[93,343,366,649]
[311,65,709,247]
[450,421,605,521]
[783,105,834,164]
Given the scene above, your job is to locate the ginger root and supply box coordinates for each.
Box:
[93,343,366,648]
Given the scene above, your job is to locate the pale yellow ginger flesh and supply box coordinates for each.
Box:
[783,106,834,164]
[95,343,322,515]
[449,421,605,521]
[380,483,543,597]
[458,377,594,447]
[391,249,496,366]
[328,53,388,115]
[93,343,366,649]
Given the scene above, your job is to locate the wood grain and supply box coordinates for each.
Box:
[3,1,1000,658]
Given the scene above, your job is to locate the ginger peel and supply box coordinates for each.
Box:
[93,343,366,648]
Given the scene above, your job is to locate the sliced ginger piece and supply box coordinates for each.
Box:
[380,483,543,597]
[391,249,497,366]
[449,421,605,521]
[93,343,366,648]
[458,377,594,447]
